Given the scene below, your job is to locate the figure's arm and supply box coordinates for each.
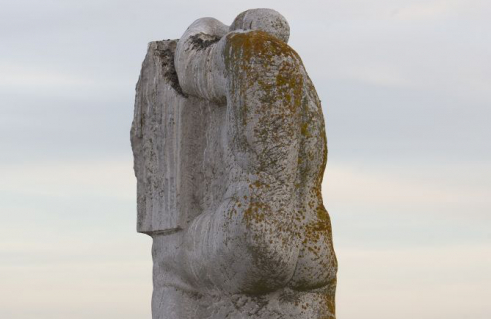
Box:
[173,16,308,293]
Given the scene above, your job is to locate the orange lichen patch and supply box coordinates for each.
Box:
[243,201,270,226]
[320,279,337,318]
[295,203,333,261]
[223,30,308,180]
[221,29,336,299]
[251,179,270,189]
[224,30,304,118]
[224,30,300,67]
[300,122,311,138]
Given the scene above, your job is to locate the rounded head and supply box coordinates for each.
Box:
[230,8,290,43]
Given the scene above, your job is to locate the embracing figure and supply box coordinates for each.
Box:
[131,8,337,319]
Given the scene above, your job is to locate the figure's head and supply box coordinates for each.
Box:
[230,8,290,43]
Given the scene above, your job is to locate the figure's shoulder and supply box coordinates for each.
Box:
[223,30,300,65]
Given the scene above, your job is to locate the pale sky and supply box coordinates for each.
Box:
[1,0,490,318]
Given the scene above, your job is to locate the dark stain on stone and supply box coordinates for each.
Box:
[154,40,188,98]
[189,33,221,51]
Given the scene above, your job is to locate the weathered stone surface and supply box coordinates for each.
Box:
[131,40,226,234]
[131,8,337,319]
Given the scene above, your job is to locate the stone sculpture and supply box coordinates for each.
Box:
[131,8,337,319]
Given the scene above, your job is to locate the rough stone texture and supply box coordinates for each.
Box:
[131,8,337,319]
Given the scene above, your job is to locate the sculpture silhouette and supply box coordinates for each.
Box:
[131,8,337,319]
